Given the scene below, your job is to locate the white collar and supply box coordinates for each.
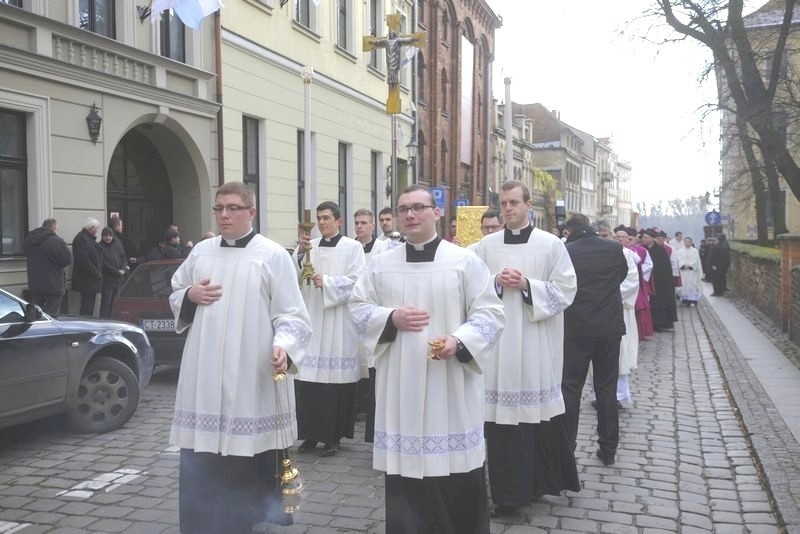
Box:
[222,228,253,247]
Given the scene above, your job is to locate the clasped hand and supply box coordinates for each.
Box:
[495,268,527,289]
[188,278,222,306]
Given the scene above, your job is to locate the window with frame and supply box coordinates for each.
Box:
[0,0,23,7]
[294,0,316,30]
[336,0,348,50]
[418,52,425,102]
[368,0,379,68]
[160,10,185,62]
[79,0,115,38]
[441,69,448,112]
[442,10,448,42]
[370,151,379,219]
[0,110,27,257]
[338,142,349,235]
[242,116,260,233]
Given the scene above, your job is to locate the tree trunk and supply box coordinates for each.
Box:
[764,164,789,235]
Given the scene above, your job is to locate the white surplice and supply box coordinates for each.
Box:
[475,228,577,425]
[169,235,312,456]
[349,240,505,479]
[292,235,365,384]
[677,246,703,301]
[619,247,640,377]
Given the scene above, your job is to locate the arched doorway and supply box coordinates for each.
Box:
[107,127,173,259]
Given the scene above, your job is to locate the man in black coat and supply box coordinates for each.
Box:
[71,218,103,316]
[561,214,629,466]
[707,233,731,296]
[24,218,72,316]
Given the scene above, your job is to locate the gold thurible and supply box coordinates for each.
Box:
[298,209,315,287]
[272,370,303,513]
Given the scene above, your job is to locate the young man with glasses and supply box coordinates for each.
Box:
[169,181,312,533]
[350,185,505,533]
[474,180,580,516]
[292,201,366,457]
[467,209,503,251]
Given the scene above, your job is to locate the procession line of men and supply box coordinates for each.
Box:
[166,180,647,534]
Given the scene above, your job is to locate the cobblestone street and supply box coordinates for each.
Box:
[0,292,796,533]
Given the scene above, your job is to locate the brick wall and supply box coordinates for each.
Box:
[729,249,782,326]
[792,267,800,346]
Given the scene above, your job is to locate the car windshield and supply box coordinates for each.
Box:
[120,263,181,299]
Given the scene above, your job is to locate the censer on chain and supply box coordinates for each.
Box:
[273,369,304,514]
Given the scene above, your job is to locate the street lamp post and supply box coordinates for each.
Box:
[406,138,418,184]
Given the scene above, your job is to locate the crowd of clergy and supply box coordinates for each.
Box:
[165,179,730,534]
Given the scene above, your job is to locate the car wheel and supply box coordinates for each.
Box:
[67,356,140,434]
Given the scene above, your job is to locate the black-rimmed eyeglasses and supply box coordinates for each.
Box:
[212,204,252,214]
[396,204,435,216]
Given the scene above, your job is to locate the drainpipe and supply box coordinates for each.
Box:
[215,10,224,187]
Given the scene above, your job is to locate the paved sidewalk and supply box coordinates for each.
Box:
[0,293,796,532]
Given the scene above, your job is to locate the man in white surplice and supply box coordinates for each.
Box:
[292,201,365,457]
[169,181,312,534]
[474,180,579,517]
[350,185,505,534]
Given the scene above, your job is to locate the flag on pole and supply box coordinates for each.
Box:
[151,0,223,29]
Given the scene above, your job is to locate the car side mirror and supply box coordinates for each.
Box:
[24,303,43,322]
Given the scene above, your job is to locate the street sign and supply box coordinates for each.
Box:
[705,210,721,226]
[431,187,445,209]
[455,198,469,208]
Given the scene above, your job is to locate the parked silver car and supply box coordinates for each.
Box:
[0,289,154,433]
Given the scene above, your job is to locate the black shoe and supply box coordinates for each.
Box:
[321,442,339,457]
[297,440,317,453]
[590,400,598,409]
[616,400,624,410]
[491,505,517,518]
[596,448,616,466]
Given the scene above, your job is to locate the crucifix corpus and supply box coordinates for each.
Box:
[363,13,426,114]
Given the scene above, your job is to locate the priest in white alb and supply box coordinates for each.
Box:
[292,201,365,457]
[474,180,579,516]
[350,185,505,533]
[169,181,312,534]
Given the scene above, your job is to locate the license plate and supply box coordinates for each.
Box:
[141,319,175,331]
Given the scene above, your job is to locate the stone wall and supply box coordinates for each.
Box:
[792,267,800,346]
[728,247,782,326]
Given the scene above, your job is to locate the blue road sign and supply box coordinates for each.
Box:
[705,210,721,226]
[455,198,469,208]
[431,187,446,209]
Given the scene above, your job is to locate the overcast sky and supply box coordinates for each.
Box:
[487,0,725,208]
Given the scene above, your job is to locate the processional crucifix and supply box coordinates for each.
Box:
[363,13,426,206]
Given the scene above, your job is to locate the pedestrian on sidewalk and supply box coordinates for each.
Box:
[562,214,628,467]
[350,185,504,534]
[24,218,72,316]
[98,227,127,318]
[169,181,312,533]
[474,180,579,517]
[71,218,103,317]
[708,233,731,296]
[292,201,365,457]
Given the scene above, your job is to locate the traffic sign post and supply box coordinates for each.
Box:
[705,210,721,226]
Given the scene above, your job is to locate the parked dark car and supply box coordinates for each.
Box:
[110,259,185,366]
[0,288,154,434]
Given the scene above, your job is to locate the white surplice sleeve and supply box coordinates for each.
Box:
[641,249,654,282]
[321,242,365,309]
[170,252,197,334]
[268,248,313,373]
[620,248,640,309]
[451,254,505,374]
[525,239,577,323]
[349,264,393,362]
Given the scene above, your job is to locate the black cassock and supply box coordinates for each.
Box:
[647,243,677,329]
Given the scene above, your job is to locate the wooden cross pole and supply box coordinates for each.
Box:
[363,13,426,115]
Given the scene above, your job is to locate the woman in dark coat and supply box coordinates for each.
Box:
[99,227,128,318]
[707,234,731,296]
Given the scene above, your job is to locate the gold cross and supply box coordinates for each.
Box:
[363,13,426,114]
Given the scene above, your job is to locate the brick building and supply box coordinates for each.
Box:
[415,0,501,226]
